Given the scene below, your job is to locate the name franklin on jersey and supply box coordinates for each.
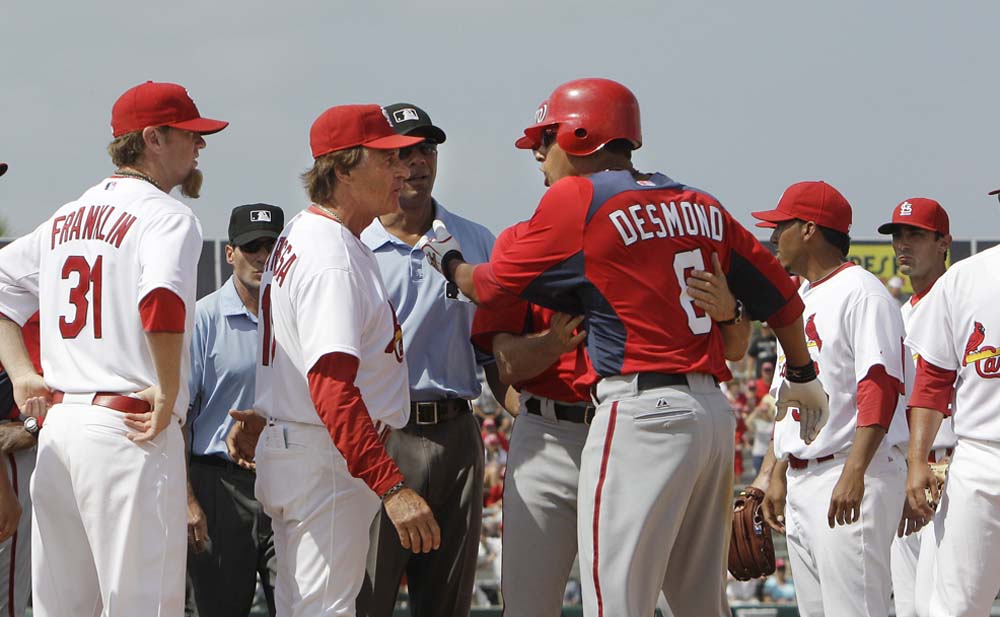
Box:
[50,204,138,249]
[610,200,725,246]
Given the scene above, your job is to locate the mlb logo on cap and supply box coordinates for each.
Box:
[250,210,272,223]
[899,201,913,216]
[391,108,420,124]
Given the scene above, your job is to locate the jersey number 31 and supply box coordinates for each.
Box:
[60,255,103,339]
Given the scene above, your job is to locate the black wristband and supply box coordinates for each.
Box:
[785,361,817,384]
[440,250,465,284]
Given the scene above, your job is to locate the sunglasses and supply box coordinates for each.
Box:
[540,128,558,149]
[399,143,438,160]
[237,238,276,254]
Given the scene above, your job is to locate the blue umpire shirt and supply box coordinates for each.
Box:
[362,200,496,401]
[187,276,258,460]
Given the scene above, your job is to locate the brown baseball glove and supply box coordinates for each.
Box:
[728,486,776,581]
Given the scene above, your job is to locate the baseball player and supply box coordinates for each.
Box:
[250,104,439,617]
[0,312,40,617]
[0,80,227,616]
[417,78,827,617]
[876,198,954,617]
[471,221,751,617]
[904,208,1000,615]
[752,181,910,617]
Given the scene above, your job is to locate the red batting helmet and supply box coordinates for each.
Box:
[515,78,642,156]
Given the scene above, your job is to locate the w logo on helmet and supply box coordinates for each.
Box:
[534,103,548,124]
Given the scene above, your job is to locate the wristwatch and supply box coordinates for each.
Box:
[23,416,40,437]
[718,299,744,326]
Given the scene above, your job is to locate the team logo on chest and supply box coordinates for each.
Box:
[384,301,404,363]
[963,321,1000,378]
[805,314,823,352]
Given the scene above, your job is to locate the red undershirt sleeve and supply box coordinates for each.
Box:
[856,364,903,430]
[908,356,957,417]
[307,351,404,496]
[139,288,186,333]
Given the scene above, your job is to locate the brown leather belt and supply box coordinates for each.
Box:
[525,398,595,425]
[52,391,150,415]
[788,454,836,470]
[407,399,471,426]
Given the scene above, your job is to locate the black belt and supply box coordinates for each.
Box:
[190,454,254,475]
[635,373,688,391]
[408,399,471,426]
[525,398,595,425]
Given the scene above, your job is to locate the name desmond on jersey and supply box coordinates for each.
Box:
[50,205,137,249]
[609,200,725,246]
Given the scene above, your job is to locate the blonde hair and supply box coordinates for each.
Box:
[301,147,365,204]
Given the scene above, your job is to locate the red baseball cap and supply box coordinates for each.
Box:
[751,181,852,234]
[310,105,423,159]
[112,82,228,137]
[877,198,949,235]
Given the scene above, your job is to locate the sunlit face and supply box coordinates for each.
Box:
[891,225,948,279]
[160,128,205,192]
[351,148,411,217]
[769,219,805,273]
[534,127,575,187]
[398,142,438,206]
[226,237,276,294]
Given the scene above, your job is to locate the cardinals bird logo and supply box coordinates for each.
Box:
[384,302,404,363]
[805,314,823,352]
[963,321,1000,378]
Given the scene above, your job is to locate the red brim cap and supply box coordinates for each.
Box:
[168,117,230,135]
[750,209,794,229]
[365,133,423,150]
[0,163,7,178]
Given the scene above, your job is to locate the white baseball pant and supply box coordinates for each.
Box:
[255,420,381,617]
[926,438,1000,617]
[784,450,905,617]
[30,398,186,617]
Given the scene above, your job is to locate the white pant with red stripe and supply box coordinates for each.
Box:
[784,450,905,617]
[924,438,1000,617]
[0,446,33,617]
[255,420,381,617]
[579,373,733,617]
[30,400,186,617]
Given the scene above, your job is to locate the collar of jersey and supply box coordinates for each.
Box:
[220,276,257,322]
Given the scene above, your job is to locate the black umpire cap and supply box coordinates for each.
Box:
[228,203,285,246]
[384,103,447,144]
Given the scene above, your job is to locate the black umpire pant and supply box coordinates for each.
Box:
[357,410,484,617]
[185,455,277,617]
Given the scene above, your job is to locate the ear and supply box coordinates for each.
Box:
[142,126,164,151]
[225,244,236,266]
[800,221,818,242]
[941,233,953,252]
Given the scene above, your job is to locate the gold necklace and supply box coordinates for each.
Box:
[315,203,344,225]
[115,168,163,191]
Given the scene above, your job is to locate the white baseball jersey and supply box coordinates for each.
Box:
[0,177,201,417]
[254,206,409,428]
[901,293,956,450]
[905,245,1000,440]
[773,263,909,460]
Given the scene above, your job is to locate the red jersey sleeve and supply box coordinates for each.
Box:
[723,214,803,327]
[857,364,903,429]
[139,288,186,333]
[307,352,405,496]
[473,178,591,309]
[908,356,956,416]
